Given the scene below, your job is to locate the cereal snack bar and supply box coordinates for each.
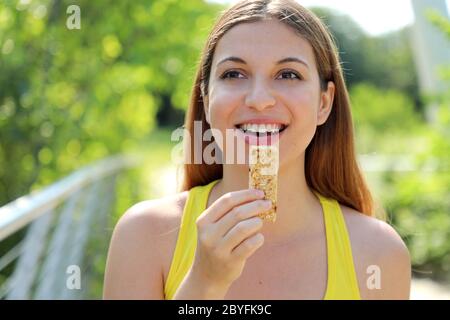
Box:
[248,145,279,222]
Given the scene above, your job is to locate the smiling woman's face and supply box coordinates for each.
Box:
[203,19,335,169]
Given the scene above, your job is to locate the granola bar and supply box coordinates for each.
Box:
[248,145,279,222]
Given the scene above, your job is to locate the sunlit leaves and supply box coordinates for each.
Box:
[102,34,122,61]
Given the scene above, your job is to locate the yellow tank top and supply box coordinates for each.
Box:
[164,179,361,300]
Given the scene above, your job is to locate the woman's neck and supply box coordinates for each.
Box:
[208,154,323,245]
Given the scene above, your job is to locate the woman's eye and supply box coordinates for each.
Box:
[278,71,301,80]
[221,70,244,79]
[220,70,301,80]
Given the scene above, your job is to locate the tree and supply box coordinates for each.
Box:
[0,0,223,205]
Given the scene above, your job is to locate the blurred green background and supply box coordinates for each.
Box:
[0,0,449,298]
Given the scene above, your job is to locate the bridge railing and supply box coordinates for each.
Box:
[0,154,143,299]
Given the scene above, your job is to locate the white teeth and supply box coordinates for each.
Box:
[258,124,267,133]
[238,123,285,133]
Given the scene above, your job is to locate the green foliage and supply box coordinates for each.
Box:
[377,16,450,282]
[311,7,421,113]
[351,83,420,132]
[426,9,450,38]
[0,0,223,205]
[382,103,450,281]
[349,83,424,154]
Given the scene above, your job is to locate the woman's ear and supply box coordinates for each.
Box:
[317,81,335,126]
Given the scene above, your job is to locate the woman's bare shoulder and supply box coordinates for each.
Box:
[122,192,189,231]
[114,191,189,262]
[111,192,188,248]
[339,205,411,299]
[339,205,409,260]
[103,192,188,299]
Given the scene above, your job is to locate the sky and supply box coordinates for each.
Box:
[206,0,450,36]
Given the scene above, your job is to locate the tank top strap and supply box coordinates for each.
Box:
[314,191,361,300]
[164,179,220,299]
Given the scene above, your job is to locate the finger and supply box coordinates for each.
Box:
[215,199,272,237]
[196,189,264,226]
[220,216,263,252]
[231,233,265,260]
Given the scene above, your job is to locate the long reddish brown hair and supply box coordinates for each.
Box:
[179,0,376,217]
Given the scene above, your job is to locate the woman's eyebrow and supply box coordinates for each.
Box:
[216,56,309,69]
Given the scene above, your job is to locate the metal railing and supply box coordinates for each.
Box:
[0,154,142,299]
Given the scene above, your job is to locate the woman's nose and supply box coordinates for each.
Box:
[244,79,276,111]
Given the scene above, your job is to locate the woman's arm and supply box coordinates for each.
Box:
[103,201,169,299]
[343,207,411,300]
[356,217,411,300]
[375,221,411,300]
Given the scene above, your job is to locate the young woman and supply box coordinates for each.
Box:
[103,0,411,300]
